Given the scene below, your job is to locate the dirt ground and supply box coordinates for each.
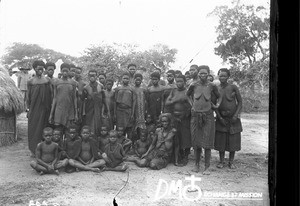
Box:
[0,112,269,206]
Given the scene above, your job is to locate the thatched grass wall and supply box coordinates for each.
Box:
[0,67,24,146]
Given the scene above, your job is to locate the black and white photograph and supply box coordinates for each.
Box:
[0,0,272,205]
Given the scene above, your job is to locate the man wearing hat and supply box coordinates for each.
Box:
[17,67,31,110]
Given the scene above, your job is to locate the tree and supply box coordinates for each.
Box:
[77,43,177,83]
[1,42,77,70]
[209,2,269,91]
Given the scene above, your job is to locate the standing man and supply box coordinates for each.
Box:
[27,60,52,157]
[17,67,30,110]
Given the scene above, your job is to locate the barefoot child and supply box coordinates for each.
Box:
[68,126,105,172]
[98,126,110,154]
[215,68,242,169]
[62,126,81,173]
[30,127,68,175]
[52,128,64,160]
[104,78,115,130]
[102,130,129,172]
[117,126,132,154]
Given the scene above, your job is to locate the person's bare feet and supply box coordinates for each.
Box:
[54,170,59,176]
[228,162,236,169]
[39,171,44,176]
[192,164,200,173]
[92,168,101,173]
[216,162,225,168]
[203,168,211,175]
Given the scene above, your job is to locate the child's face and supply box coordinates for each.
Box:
[81,129,90,141]
[89,72,97,83]
[140,130,147,142]
[218,71,229,84]
[151,77,159,86]
[146,115,152,124]
[176,77,185,89]
[43,130,53,143]
[52,130,62,142]
[117,127,124,136]
[98,75,106,84]
[135,77,142,86]
[185,74,191,81]
[167,73,174,83]
[106,82,113,90]
[61,68,69,78]
[207,75,214,82]
[100,127,108,136]
[161,117,169,129]
[69,128,77,140]
[109,134,118,143]
[122,75,130,85]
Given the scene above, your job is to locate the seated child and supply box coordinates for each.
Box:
[146,114,156,134]
[125,128,152,163]
[30,127,68,175]
[101,130,128,172]
[68,125,106,173]
[62,126,82,173]
[52,128,64,160]
[98,126,110,154]
[117,126,132,154]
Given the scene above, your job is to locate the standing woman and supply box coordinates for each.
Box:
[187,65,222,175]
[49,63,78,133]
[27,60,52,157]
[215,68,242,169]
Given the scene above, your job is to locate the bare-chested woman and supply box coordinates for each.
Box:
[130,113,176,170]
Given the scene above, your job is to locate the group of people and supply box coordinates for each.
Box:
[24,60,242,175]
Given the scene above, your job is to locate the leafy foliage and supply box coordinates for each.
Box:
[209,3,269,91]
[1,42,76,70]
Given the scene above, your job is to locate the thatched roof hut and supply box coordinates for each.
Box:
[0,67,24,146]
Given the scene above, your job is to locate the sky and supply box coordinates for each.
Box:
[0,0,269,74]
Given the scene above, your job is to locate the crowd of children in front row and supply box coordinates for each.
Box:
[27,61,242,176]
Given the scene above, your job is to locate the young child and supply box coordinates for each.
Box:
[184,71,191,82]
[133,128,152,158]
[215,68,242,169]
[30,127,68,175]
[74,66,86,126]
[145,114,156,135]
[49,63,78,133]
[116,126,132,154]
[104,78,115,130]
[62,126,81,173]
[187,65,222,175]
[98,126,110,154]
[68,126,105,172]
[51,128,64,160]
[114,72,136,140]
[101,130,129,172]
[147,72,165,124]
